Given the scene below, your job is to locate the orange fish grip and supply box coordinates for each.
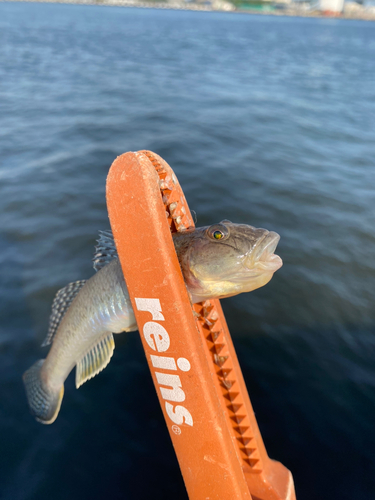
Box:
[106,151,296,500]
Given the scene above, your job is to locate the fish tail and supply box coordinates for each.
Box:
[23,359,64,424]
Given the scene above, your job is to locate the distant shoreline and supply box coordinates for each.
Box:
[2,0,375,21]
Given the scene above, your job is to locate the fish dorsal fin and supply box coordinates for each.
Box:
[76,333,115,389]
[42,280,87,347]
[93,230,118,272]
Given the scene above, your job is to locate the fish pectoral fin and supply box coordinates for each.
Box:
[42,280,87,347]
[76,332,115,389]
[123,325,138,333]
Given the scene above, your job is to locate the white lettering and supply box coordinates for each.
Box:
[143,322,170,352]
[135,298,165,321]
[155,373,185,402]
[165,402,193,426]
[135,297,193,427]
[177,358,191,372]
[150,355,177,371]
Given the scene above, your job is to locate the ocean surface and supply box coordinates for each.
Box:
[0,3,374,499]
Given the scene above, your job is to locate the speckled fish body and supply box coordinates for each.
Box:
[42,259,135,390]
[23,259,135,424]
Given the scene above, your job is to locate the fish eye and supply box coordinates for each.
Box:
[207,224,229,241]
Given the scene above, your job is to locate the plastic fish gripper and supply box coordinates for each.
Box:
[106,151,296,500]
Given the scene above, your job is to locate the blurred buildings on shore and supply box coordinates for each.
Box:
[234,0,375,17]
[318,0,344,13]
[5,0,375,19]
[232,0,375,18]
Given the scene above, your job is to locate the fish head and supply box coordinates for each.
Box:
[173,220,282,302]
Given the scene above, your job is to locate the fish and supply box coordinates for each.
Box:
[23,220,282,424]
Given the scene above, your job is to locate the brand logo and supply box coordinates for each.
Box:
[135,298,193,428]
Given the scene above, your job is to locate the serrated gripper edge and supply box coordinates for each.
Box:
[193,300,263,472]
[139,151,263,472]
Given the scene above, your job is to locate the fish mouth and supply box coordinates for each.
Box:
[247,231,283,272]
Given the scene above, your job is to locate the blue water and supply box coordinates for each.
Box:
[0,3,375,499]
